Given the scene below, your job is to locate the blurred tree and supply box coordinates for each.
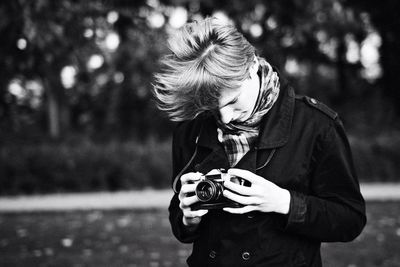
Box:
[344,0,400,114]
[0,0,105,138]
[0,0,398,142]
[0,0,172,140]
[0,1,27,134]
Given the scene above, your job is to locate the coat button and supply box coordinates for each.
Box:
[209,250,217,259]
[242,251,250,260]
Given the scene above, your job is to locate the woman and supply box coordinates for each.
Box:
[153,17,366,267]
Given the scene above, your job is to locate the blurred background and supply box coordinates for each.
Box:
[1,1,400,266]
[0,0,399,194]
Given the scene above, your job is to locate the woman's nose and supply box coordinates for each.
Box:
[219,107,233,124]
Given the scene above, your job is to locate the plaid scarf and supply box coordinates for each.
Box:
[216,58,280,167]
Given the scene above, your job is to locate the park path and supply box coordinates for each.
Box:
[0,183,399,212]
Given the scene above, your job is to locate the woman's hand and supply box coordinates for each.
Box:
[179,172,208,229]
[223,168,291,215]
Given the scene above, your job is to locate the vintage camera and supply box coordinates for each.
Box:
[191,169,246,210]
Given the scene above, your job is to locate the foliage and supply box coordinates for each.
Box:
[0,133,399,196]
[1,0,399,140]
[343,0,400,113]
[0,0,172,139]
[0,138,172,195]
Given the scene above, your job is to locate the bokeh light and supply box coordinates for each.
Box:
[147,11,165,28]
[8,79,26,99]
[346,34,360,64]
[249,24,263,38]
[360,32,382,81]
[87,55,104,71]
[107,11,119,24]
[168,7,188,28]
[17,38,27,50]
[61,66,77,89]
[105,32,120,51]
[84,29,94,38]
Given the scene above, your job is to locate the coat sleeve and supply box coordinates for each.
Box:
[283,118,366,242]
[168,125,201,243]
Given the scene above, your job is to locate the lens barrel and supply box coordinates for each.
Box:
[195,179,223,202]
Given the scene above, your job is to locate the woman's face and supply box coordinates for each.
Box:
[217,59,260,124]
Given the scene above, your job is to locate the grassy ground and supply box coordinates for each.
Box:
[0,202,399,267]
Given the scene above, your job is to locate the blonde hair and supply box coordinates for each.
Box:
[153,17,256,121]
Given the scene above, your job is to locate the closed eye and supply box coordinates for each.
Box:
[229,96,239,105]
[219,94,240,109]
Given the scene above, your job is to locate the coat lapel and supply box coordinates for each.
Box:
[257,82,295,149]
[194,116,230,174]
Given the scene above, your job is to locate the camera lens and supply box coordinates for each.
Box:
[195,180,222,202]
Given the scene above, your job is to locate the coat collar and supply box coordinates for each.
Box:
[197,80,295,150]
[257,80,295,149]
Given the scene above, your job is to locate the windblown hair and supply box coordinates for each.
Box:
[153,17,256,121]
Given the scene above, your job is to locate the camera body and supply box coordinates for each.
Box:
[191,169,245,210]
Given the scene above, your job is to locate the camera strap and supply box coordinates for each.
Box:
[171,118,276,193]
[172,122,204,193]
[172,135,199,193]
[256,148,276,170]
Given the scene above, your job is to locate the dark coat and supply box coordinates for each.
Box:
[168,81,366,267]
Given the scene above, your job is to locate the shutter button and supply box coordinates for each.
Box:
[242,251,250,260]
[310,98,317,104]
[209,250,217,259]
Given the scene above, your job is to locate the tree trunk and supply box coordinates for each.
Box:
[45,80,60,139]
[44,72,70,139]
